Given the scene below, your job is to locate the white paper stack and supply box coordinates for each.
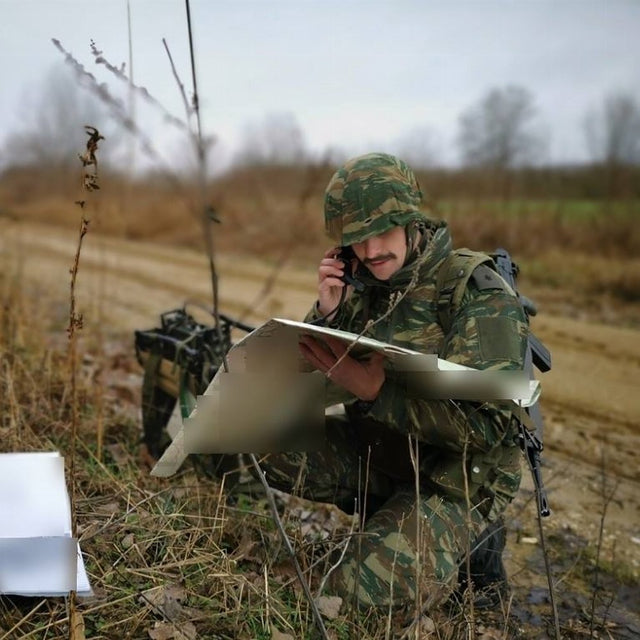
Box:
[0,451,92,596]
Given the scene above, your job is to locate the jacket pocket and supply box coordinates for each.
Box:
[428,443,506,501]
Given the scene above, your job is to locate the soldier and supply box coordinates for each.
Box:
[252,152,529,610]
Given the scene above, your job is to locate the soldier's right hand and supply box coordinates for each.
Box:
[317,248,350,318]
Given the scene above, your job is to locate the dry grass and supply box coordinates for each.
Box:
[2,167,640,325]
[2,165,638,260]
[522,250,640,302]
[0,273,348,639]
[4,164,639,333]
[0,268,397,639]
[2,229,638,638]
[0,259,533,640]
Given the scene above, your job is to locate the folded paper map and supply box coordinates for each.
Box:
[152,318,538,477]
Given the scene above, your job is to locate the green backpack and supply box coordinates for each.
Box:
[435,247,552,516]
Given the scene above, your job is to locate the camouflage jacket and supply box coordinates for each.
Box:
[306,221,528,517]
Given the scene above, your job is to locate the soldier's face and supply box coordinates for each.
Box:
[351,226,408,281]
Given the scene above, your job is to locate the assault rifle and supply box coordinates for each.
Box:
[493,249,552,517]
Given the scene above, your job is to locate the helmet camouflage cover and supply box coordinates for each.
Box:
[324,152,430,246]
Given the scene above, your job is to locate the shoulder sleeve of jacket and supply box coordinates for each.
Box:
[444,266,528,371]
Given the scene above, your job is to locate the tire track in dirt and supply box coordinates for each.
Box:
[1,221,316,332]
[542,399,639,482]
[530,314,640,480]
[12,221,315,294]
[535,314,640,367]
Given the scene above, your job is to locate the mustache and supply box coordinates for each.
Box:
[363,253,396,265]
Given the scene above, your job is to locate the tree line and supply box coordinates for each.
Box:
[1,65,639,201]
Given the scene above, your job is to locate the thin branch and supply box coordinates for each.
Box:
[589,444,619,638]
[66,125,102,640]
[182,0,225,376]
[52,37,194,191]
[316,510,357,597]
[161,38,193,130]
[185,0,203,151]
[248,454,329,639]
[88,37,188,131]
[519,415,561,640]
[461,430,475,637]
[387,512,408,640]
[407,434,423,638]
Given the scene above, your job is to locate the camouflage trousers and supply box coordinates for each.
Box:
[217,416,490,609]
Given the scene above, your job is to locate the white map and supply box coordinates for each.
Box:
[152,318,538,478]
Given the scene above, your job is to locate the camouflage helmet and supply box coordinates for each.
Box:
[324,152,429,246]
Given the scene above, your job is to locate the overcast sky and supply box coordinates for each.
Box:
[1,0,639,170]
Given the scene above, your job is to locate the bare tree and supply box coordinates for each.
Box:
[233,111,307,166]
[2,63,112,170]
[584,91,640,166]
[457,85,546,170]
[583,91,640,199]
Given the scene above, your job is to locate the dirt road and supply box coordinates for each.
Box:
[3,219,640,584]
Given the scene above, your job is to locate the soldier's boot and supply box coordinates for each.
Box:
[455,516,509,609]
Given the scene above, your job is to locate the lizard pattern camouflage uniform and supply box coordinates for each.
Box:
[249,153,528,609]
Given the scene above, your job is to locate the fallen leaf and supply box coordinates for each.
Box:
[140,584,186,620]
[271,629,295,640]
[418,614,435,634]
[98,501,120,515]
[148,621,197,640]
[77,520,101,540]
[316,595,342,620]
[105,443,131,469]
[231,531,259,562]
[271,559,298,585]
[148,623,173,640]
[399,613,435,638]
[121,533,135,549]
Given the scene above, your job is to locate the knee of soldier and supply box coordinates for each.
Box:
[327,534,457,609]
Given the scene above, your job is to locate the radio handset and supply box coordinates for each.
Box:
[309,247,364,326]
[338,246,365,292]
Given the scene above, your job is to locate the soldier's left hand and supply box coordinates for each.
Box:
[299,334,385,401]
